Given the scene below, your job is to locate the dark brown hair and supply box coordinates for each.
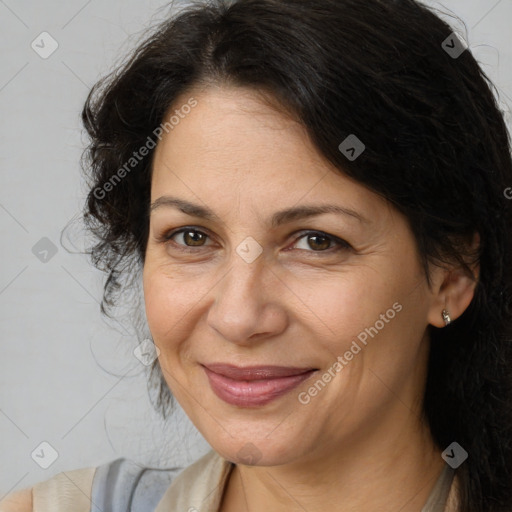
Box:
[79,1,512,510]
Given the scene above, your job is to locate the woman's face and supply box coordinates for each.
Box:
[143,86,442,466]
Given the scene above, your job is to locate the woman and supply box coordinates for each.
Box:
[3,0,512,510]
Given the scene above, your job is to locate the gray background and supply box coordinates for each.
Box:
[1,0,511,497]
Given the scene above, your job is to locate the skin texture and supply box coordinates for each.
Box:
[142,85,478,512]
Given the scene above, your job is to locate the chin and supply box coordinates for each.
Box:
[207,433,307,467]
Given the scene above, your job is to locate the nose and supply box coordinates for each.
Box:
[206,250,288,345]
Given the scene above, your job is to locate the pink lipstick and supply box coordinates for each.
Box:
[202,363,317,407]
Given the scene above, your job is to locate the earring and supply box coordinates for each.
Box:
[442,309,452,326]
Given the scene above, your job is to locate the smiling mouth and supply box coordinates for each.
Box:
[201,363,318,407]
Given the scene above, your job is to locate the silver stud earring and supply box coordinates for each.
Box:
[442,309,452,326]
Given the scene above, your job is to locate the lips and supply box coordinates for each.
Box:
[202,363,318,407]
[203,363,316,380]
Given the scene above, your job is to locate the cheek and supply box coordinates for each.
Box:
[142,260,229,378]
[305,266,425,366]
[295,268,397,342]
[304,283,370,346]
[142,266,198,346]
[142,268,203,397]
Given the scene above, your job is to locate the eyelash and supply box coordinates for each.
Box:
[156,227,352,255]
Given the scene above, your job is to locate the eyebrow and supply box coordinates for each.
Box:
[149,196,369,227]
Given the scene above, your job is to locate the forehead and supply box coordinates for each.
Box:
[149,86,385,221]
[152,86,327,177]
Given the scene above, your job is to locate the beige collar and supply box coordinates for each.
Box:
[421,464,458,512]
[155,449,234,512]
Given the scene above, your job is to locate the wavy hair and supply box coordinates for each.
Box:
[80,0,512,510]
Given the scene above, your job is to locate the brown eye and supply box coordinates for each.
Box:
[293,231,351,253]
[163,228,212,249]
[181,230,207,246]
[306,234,331,251]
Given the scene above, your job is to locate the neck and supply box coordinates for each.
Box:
[219,409,446,512]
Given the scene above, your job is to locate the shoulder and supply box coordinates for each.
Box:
[0,487,32,511]
[0,465,96,512]
[92,457,183,511]
[0,458,184,512]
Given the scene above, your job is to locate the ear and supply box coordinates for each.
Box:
[427,232,480,328]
